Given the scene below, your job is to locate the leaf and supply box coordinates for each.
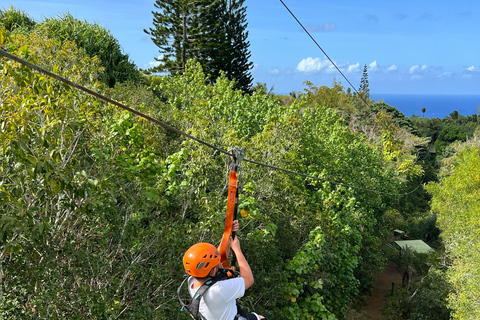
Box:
[0,27,6,45]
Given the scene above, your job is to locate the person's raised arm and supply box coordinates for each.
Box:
[230,236,254,289]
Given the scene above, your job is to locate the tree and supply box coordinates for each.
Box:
[359,64,370,100]
[421,107,426,117]
[36,13,140,87]
[427,136,480,320]
[144,0,216,75]
[214,0,253,92]
[437,125,467,143]
[449,110,459,120]
[0,6,36,32]
[352,64,371,112]
[2,21,406,318]
[145,0,253,92]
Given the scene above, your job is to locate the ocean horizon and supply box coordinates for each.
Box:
[372,94,480,119]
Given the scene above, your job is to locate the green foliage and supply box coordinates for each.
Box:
[36,13,140,87]
[358,64,370,100]
[302,80,355,116]
[426,136,480,320]
[0,30,180,319]
[437,125,467,143]
[384,267,451,320]
[145,0,253,92]
[144,0,218,74]
[0,6,36,33]
[374,111,426,178]
[410,110,479,168]
[1,25,407,319]
[371,102,417,134]
[406,214,440,245]
[210,0,253,92]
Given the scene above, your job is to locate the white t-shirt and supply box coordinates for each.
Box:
[188,276,245,320]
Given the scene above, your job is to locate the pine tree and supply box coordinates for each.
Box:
[145,0,253,92]
[359,64,370,99]
[144,0,215,74]
[217,0,253,92]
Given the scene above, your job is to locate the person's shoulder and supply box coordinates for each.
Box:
[212,277,243,291]
[217,276,242,285]
[207,277,245,302]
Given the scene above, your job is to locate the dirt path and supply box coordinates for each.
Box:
[360,261,402,320]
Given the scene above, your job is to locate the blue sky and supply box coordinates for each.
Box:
[3,0,480,95]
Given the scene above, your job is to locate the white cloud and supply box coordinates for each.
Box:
[347,62,360,73]
[148,60,161,68]
[296,57,331,73]
[296,57,361,74]
[409,64,428,74]
[369,60,378,71]
[147,55,164,68]
[466,65,480,72]
[321,22,337,32]
[438,71,453,78]
[305,22,337,33]
[269,68,280,75]
[409,65,420,74]
[386,64,398,72]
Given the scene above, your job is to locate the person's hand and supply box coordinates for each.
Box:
[232,219,239,233]
[230,235,241,254]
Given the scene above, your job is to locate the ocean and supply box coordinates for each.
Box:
[372,94,480,119]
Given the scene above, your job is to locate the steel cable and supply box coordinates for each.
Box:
[0,49,423,196]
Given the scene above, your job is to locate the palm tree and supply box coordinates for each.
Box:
[421,107,426,117]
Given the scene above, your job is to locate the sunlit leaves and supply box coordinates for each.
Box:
[427,137,480,320]
[0,26,405,319]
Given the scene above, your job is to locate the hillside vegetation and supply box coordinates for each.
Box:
[1,7,479,320]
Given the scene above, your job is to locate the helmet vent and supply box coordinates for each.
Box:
[205,262,210,269]
[196,262,205,270]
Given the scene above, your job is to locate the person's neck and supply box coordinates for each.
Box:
[192,277,209,288]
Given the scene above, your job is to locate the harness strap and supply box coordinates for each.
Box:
[219,170,238,269]
[178,269,236,320]
[183,279,215,320]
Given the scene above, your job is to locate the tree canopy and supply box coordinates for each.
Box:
[1,8,141,87]
[0,23,407,319]
[2,5,480,318]
[427,136,480,320]
[36,13,140,87]
[145,0,253,92]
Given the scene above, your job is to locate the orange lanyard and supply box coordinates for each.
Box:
[219,170,238,269]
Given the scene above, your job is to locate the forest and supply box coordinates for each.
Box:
[1,6,479,320]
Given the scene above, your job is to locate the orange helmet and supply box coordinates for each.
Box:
[183,243,220,278]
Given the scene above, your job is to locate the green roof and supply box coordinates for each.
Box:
[395,240,433,254]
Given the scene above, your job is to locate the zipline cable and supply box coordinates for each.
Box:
[0,49,422,196]
[278,0,371,109]
[0,49,230,157]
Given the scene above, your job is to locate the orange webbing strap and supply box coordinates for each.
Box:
[219,170,238,269]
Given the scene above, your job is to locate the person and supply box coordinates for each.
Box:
[183,220,267,320]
